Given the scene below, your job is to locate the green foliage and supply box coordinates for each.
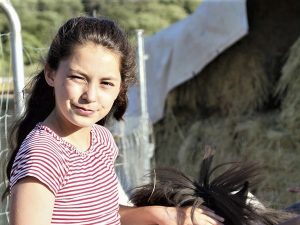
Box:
[0,11,9,33]
[0,0,84,77]
[22,32,45,65]
[182,0,203,13]
[0,0,202,78]
[0,14,11,76]
[83,0,201,36]
[12,0,84,44]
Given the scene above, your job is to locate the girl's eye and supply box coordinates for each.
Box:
[102,81,114,87]
[70,75,86,82]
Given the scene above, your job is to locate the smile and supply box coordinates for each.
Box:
[76,106,93,111]
[72,104,96,116]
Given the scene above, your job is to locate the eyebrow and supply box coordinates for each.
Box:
[69,69,120,80]
[69,69,88,77]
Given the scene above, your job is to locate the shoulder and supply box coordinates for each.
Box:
[21,124,65,160]
[10,125,69,194]
[92,124,119,159]
[93,124,112,134]
[12,125,68,179]
[93,124,115,142]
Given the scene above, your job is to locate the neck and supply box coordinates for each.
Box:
[43,110,92,151]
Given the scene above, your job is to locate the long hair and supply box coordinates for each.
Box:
[2,16,136,199]
[130,147,294,225]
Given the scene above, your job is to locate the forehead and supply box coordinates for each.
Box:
[72,42,121,61]
[59,42,122,75]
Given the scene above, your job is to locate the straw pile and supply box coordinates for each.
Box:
[276,37,300,136]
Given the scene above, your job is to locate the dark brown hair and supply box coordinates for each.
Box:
[2,16,136,199]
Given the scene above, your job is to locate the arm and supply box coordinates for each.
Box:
[9,177,55,225]
[119,205,224,225]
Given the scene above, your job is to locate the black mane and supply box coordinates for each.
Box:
[130,146,293,225]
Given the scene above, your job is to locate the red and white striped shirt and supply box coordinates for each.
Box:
[10,123,120,225]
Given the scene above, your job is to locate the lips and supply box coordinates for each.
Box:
[75,105,93,112]
[72,104,97,115]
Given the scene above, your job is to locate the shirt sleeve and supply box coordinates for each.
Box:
[10,138,66,196]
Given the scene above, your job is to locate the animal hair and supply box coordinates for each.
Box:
[130,146,294,225]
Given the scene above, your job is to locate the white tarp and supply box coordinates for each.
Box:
[125,0,248,124]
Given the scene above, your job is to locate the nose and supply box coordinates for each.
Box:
[82,83,97,103]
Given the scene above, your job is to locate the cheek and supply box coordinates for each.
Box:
[108,83,121,100]
[64,83,83,98]
[114,88,121,101]
[102,92,119,105]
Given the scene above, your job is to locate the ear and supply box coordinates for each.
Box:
[44,64,55,87]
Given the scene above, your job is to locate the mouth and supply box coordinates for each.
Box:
[75,105,93,112]
[72,104,97,115]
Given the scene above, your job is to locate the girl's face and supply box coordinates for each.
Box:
[45,42,121,129]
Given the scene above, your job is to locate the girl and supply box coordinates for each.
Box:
[3,16,224,225]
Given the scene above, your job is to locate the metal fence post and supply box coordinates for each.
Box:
[136,29,154,183]
[0,0,25,116]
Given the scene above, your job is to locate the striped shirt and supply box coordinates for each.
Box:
[10,123,120,225]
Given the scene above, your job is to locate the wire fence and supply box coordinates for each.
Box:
[0,31,13,225]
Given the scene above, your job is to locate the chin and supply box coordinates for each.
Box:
[67,112,106,128]
[70,118,99,128]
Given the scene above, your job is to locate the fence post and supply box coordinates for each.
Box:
[136,29,154,183]
[0,0,25,116]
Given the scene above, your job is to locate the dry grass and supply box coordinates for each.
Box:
[166,48,271,117]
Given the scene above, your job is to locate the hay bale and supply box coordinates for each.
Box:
[276,36,300,134]
[232,112,300,208]
[167,49,271,117]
